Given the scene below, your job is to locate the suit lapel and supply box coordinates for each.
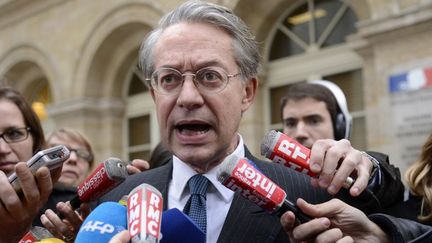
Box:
[217,148,284,242]
[217,193,282,242]
[145,160,173,210]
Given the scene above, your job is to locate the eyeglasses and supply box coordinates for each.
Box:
[147,66,241,95]
[0,127,31,144]
[68,147,92,162]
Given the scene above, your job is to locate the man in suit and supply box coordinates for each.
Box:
[94,1,404,242]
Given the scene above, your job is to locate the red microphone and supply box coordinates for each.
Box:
[260,130,354,188]
[217,155,311,223]
[70,158,128,209]
[127,184,163,243]
[19,226,54,243]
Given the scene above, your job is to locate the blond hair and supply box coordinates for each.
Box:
[46,128,94,166]
[405,134,432,222]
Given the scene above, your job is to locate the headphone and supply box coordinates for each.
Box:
[308,80,353,140]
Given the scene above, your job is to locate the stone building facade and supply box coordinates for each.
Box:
[1,0,432,174]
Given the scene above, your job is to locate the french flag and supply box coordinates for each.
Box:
[389,67,432,93]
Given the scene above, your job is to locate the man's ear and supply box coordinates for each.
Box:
[241,77,258,112]
[150,88,156,101]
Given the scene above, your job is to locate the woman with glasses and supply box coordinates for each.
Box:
[46,128,94,188]
[0,86,59,242]
[32,128,95,241]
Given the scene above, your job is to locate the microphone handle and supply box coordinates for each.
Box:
[70,195,81,210]
[57,196,81,220]
[276,199,312,223]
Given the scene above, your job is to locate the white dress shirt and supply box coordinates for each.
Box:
[168,134,245,243]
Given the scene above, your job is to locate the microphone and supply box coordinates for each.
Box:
[217,155,311,223]
[19,226,54,243]
[70,157,129,209]
[127,184,163,243]
[75,201,127,243]
[260,130,354,189]
[160,208,205,243]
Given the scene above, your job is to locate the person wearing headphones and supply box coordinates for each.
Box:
[280,80,404,209]
[281,80,352,147]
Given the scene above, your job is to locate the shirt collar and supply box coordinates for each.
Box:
[171,134,245,202]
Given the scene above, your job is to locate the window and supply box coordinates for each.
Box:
[269,0,357,60]
[267,0,366,149]
[28,78,52,121]
[128,115,151,160]
[324,70,365,149]
[125,64,156,161]
[128,68,148,96]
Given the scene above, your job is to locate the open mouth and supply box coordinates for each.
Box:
[175,123,211,135]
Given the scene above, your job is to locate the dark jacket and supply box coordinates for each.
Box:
[366,151,405,209]
[370,213,432,243]
[384,194,430,225]
[33,183,77,227]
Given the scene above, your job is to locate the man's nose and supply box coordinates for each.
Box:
[294,122,309,138]
[176,76,205,109]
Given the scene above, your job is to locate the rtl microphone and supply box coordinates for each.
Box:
[75,201,127,243]
[160,208,205,243]
[70,157,128,209]
[217,155,311,223]
[127,184,163,243]
[19,226,54,243]
[260,130,354,188]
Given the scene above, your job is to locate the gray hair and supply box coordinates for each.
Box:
[138,0,261,82]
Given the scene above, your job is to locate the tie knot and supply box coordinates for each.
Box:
[188,174,209,197]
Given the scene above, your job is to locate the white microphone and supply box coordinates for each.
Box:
[127,184,163,243]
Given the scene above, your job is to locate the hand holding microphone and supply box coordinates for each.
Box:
[217,155,311,223]
[41,157,128,241]
[70,157,129,209]
[261,130,373,195]
[76,182,164,243]
[125,159,151,175]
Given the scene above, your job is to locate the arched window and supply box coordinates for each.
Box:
[269,0,357,60]
[29,79,52,121]
[127,68,148,96]
[266,0,366,149]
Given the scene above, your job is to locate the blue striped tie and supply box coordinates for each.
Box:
[183,174,210,234]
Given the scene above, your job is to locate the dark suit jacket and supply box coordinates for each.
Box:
[98,147,404,242]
